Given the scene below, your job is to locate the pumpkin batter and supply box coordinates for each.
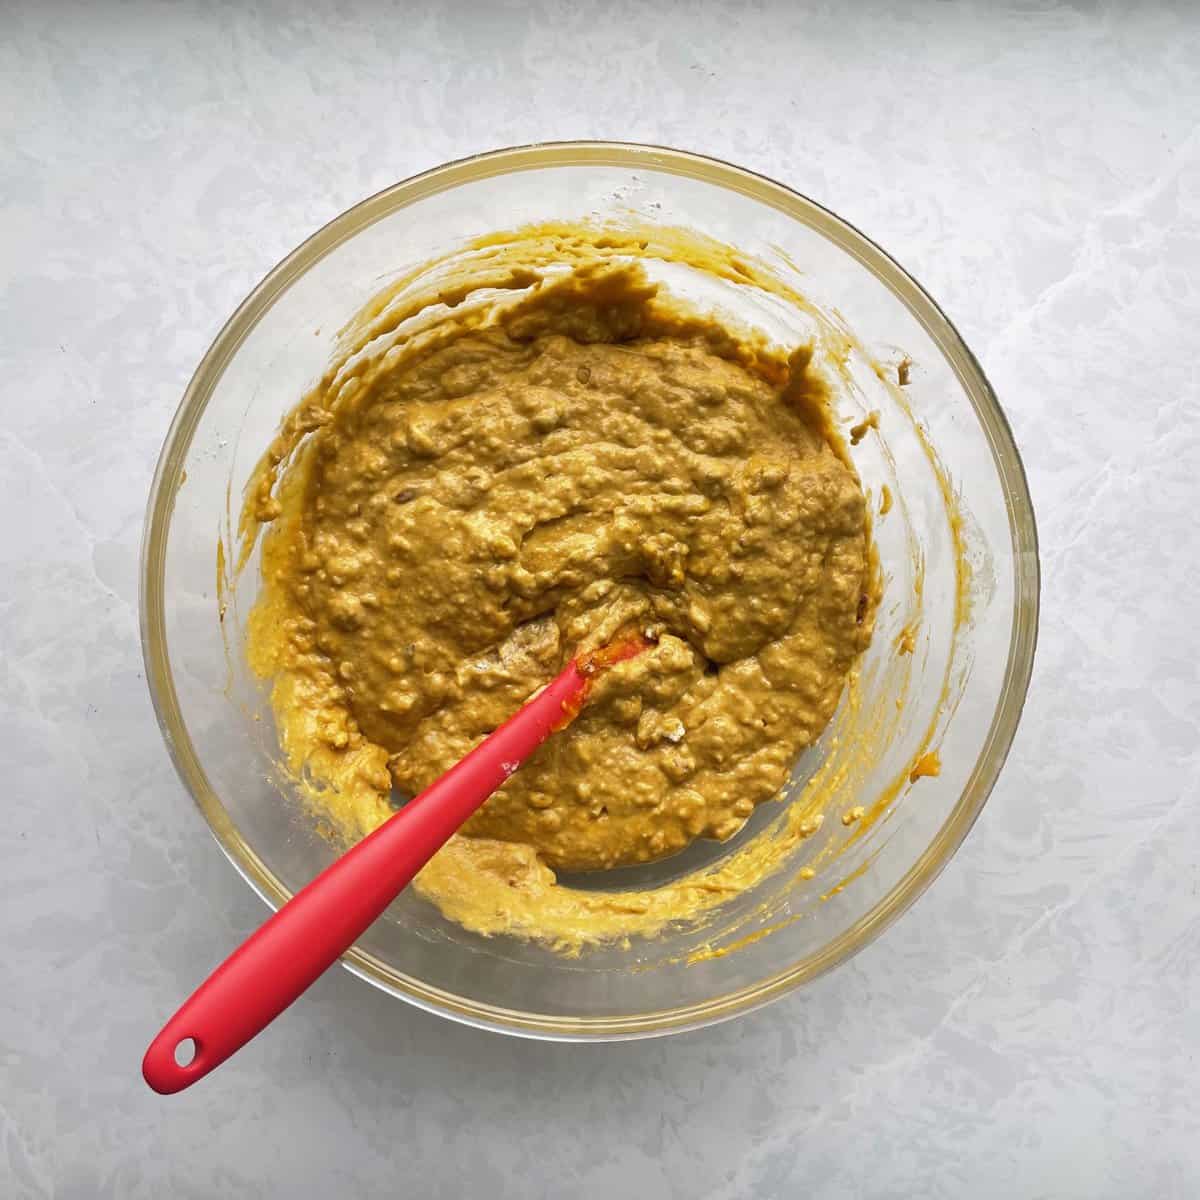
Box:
[246,249,876,947]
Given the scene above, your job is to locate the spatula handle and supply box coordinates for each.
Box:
[143,661,587,1094]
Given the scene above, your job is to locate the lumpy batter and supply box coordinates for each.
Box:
[247,249,876,946]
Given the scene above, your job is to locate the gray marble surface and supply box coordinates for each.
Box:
[3,1,1198,1195]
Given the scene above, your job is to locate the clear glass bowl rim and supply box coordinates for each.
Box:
[140,140,1040,1041]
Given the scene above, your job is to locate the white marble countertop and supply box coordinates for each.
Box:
[4,2,1198,1195]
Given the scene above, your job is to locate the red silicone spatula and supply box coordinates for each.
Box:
[143,633,651,1094]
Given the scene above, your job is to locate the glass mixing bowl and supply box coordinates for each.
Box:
[141,142,1038,1038]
